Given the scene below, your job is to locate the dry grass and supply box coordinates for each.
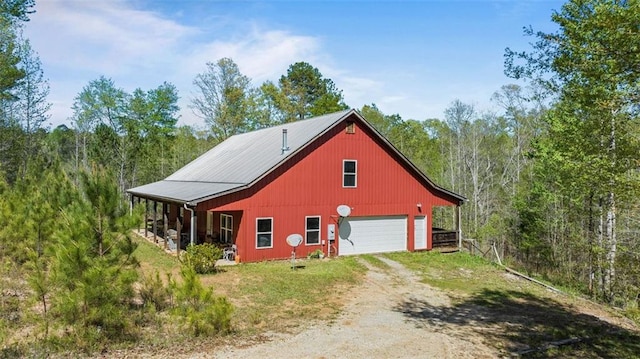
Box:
[133,236,366,336]
[199,257,366,334]
[127,239,640,358]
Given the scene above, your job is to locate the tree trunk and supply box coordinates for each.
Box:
[604,191,616,303]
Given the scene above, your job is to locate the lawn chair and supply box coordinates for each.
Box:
[167,237,177,251]
[223,244,237,261]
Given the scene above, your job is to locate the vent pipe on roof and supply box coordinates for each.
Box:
[281,129,290,154]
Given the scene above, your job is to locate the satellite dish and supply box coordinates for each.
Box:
[286,233,303,247]
[337,205,351,217]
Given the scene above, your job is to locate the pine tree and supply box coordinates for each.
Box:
[50,168,139,343]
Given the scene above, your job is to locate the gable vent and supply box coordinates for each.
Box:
[346,121,355,134]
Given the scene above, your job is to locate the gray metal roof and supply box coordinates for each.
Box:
[127,180,245,204]
[127,108,466,205]
[127,109,353,204]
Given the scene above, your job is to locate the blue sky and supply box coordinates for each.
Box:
[24,0,564,128]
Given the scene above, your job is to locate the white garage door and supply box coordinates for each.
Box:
[338,216,407,256]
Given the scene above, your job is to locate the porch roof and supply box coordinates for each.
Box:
[127,180,245,205]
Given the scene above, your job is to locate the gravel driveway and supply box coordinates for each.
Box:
[208,256,497,359]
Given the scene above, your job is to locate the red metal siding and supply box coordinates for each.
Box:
[198,115,459,262]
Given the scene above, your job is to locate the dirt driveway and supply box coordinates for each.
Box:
[209,257,497,359]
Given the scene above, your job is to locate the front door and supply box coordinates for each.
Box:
[414,216,427,250]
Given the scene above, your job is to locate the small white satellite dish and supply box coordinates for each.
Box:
[337,205,351,217]
[286,233,303,247]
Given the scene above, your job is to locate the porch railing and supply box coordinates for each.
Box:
[432,230,458,248]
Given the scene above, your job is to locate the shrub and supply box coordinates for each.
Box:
[182,244,223,274]
[139,271,171,311]
[308,249,324,259]
[171,266,234,336]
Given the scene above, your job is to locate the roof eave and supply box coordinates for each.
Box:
[184,184,250,207]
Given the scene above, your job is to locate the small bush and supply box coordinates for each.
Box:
[308,249,324,259]
[183,296,234,336]
[182,244,223,274]
[139,271,171,311]
[171,266,234,336]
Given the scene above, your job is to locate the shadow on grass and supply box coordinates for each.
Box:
[394,289,640,358]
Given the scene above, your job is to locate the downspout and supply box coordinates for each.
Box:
[457,203,462,249]
[184,204,196,246]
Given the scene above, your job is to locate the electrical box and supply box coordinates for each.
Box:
[327,224,335,240]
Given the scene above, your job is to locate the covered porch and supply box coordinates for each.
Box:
[431,204,463,250]
[130,195,242,261]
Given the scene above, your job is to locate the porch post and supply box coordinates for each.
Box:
[456,204,462,249]
[136,197,142,231]
[176,209,182,256]
[163,203,168,250]
[153,201,158,243]
[144,199,149,237]
[134,196,141,231]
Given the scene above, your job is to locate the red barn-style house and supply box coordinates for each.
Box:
[127,109,465,262]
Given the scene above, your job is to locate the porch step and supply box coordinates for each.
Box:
[432,246,460,253]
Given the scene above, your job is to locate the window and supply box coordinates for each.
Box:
[221,214,233,243]
[306,216,321,245]
[256,218,273,248]
[343,160,357,187]
[206,211,213,237]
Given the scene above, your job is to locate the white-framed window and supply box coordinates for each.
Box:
[256,217,273,249]
[343,159,357,188]
[306,216,321,245]
[221,213,233,243]
[206,211,213,236]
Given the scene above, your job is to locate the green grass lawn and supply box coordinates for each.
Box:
[384,251,640,358]
[133,237,366,334]
[133,235,181,274]
[132,238,640,358]
[385,250,523,294]
[202,256,367,333]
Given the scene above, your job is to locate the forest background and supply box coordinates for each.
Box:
[1,0,640,354]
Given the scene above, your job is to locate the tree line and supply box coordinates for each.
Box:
[1,0,639,353]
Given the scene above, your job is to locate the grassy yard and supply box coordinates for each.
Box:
[200,256,366,333]
[133,237,367,335]
[384,251,640,358]
[132,238,640,358]
[134,236,181,275]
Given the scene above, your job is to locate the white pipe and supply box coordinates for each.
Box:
[183,204,196,246]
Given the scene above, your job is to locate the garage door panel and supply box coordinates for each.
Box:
[339,216,407,256]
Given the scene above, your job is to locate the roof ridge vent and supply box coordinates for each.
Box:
[281,128,290,154]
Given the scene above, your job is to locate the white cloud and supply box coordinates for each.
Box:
[23,1,330,126]
[25,1,446,126]
[27,0,196,75]
[178,26,321,96]
[176,26,324,126]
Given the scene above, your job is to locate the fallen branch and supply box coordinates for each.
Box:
[514,337,584,355]
[491,243,563,294]
[503,266,563,294]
